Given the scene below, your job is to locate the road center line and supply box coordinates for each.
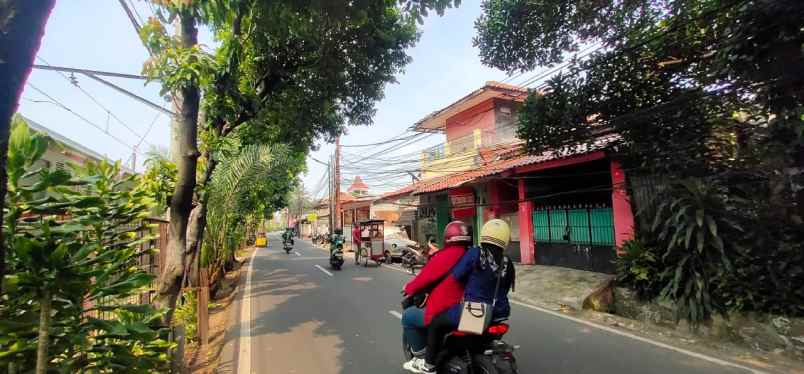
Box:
[509,300,766,374]
[388,310,402,319]
[314,264,334,277]
[237,247,259,374]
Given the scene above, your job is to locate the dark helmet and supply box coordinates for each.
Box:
[443,220,471,245]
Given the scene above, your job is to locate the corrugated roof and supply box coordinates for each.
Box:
[22,115,105,161]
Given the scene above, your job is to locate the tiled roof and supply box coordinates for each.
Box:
[484,81,528,93]
[413,136,618,195]
[347,176,369,191]
[377,183,417,201]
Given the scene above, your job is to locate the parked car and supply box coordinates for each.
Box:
[383,228,418,263]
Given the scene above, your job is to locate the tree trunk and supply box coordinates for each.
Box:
[35,289,52,374]
[183,155,217,287]
[0,0,56,290]
[155,11,200,325]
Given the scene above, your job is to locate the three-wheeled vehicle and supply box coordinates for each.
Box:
[255,232,267,247]
[355,219,386,267]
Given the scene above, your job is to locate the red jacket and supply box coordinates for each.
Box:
[403,244,466,324]
[352,227,361,246]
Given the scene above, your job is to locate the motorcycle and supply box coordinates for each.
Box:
[401,298,518,374]
[401,246,427,274]
[329,235,345,270]
[283,238,293,254]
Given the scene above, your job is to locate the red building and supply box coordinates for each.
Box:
[390,81,635,273]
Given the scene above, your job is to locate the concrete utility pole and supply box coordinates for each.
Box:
[334,137,342,231]
[328,156,333,235]
[297,183,304,233]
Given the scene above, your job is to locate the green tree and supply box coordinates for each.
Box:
[475,0,804,320]
[139,0,461,320]
[0,0,57,291]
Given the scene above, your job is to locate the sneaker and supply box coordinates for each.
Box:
[402,357,423,373]
[410,358,436,374]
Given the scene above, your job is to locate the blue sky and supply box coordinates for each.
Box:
[18,1,539,197]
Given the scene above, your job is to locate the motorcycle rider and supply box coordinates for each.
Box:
[401,221,472,373]
[282,227,294,246]
[330,228,344,254]
[416,219,516,373]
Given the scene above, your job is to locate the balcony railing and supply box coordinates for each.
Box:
[422,124,519,163]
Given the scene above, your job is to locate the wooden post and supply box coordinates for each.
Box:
[198,268,210,353]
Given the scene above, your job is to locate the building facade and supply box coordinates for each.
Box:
[385,82,635,273]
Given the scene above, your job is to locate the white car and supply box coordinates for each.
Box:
[383,230,418,262]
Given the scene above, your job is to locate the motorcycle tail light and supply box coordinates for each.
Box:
[486,323,509,335]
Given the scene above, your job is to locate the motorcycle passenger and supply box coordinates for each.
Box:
[401,221,472,373]
[421,219,516,373]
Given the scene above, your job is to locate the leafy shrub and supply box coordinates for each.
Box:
[615,239,662,300]
[0,117,171,372]
[174,290,198,343]
[647,180,742,326]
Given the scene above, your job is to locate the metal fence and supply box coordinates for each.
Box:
[86,218,169,319]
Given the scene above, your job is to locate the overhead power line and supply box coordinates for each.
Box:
[26,83,137,152]
[35,57,151,143]
[32,64,149,80]
[83,74,175,116]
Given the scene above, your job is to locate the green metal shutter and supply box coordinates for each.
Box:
[590,208,614,245]
[533,210,550,243]
[567,209,591,244]
[549,210,567,243]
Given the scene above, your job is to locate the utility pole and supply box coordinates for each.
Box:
[328,156,333,235]
[334,137,342,231]
[297,183,304,235]
[131,146,137,173]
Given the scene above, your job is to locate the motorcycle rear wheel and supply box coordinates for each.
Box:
[470,355,502,374]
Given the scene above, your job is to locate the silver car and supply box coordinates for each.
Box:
[383,230,418,263]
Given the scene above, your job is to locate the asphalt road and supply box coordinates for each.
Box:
[229,235,753,374]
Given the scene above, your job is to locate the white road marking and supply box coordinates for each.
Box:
[237,247,259,374]
[380,263,411,275]
[288,256,331,261]
[388,310,403,319]
[509,300,766,374]
[314,264,334,277]
[293,251,302,256]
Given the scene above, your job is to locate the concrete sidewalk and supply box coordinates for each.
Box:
[510,264,613,311]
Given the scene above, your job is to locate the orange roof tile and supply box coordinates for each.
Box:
[377,183,417,201]
[413,136,618,194]
[347,176,369,192]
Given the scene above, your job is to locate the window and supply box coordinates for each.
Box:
[532,206,614,246]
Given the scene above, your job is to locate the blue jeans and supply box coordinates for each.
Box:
[401,306,426,355]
